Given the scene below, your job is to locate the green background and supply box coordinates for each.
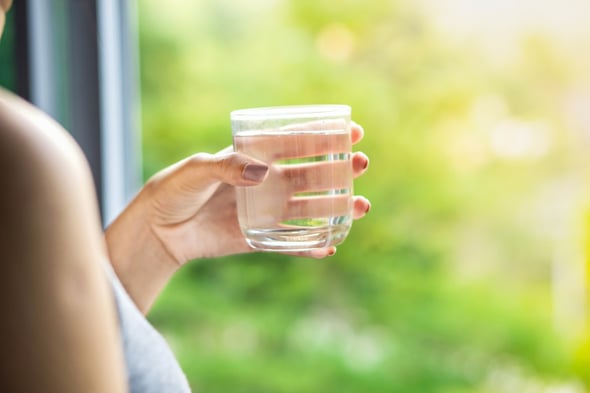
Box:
[3,0,590,391]
[140,1,590,392]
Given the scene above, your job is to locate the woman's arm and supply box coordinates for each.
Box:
[104,151,272,313]
[0,89,127,393]
[105,127,370,315]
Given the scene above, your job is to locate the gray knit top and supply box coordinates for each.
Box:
[106,265,191,393]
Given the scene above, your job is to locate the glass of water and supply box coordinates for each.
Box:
[231,105,353,252]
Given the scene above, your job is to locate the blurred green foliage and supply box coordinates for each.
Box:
[139,0,590,391]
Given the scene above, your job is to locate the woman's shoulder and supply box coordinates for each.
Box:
[0,87,129,392]
[0,87,95,196]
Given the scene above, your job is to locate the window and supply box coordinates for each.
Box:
[0,0,141,226]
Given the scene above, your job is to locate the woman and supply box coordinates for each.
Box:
[0,1,371,391]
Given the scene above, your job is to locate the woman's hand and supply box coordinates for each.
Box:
[146,122,369,262]
[105,123,370,313]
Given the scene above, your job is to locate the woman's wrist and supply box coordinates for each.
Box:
[104,190,181,314]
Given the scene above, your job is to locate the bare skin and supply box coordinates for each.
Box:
[105,126,370,313]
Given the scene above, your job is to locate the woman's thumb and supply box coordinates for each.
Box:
[213,152,269,186]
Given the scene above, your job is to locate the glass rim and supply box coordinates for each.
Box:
[230,104,351,121]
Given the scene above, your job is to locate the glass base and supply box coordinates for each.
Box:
[244,224,351,252]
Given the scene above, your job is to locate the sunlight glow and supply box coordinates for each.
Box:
[316,23,356,62]
[488,119,551,159]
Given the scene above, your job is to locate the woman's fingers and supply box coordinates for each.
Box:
[177,152,269,188]
[236,121,367,259]
[236,132,351,161]
[237,121,364,161]
[285,194,351,220]
[281,246,337,259]
[274,150,367,193]
[350,122,364,145]
[352,196,371,219]
[279,160,351,193]
[279,196,370,259]
[352,151,369,178]
[282,195,369,221]
[278,119,364,146]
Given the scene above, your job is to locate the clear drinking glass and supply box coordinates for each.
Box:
[231,105,353,252]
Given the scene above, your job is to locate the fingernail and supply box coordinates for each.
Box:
[355,151,369,170]
[242,164,269,182]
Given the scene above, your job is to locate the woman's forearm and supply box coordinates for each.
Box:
[105,191,181,314]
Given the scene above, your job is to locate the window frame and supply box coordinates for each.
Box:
[12,0,141,226]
